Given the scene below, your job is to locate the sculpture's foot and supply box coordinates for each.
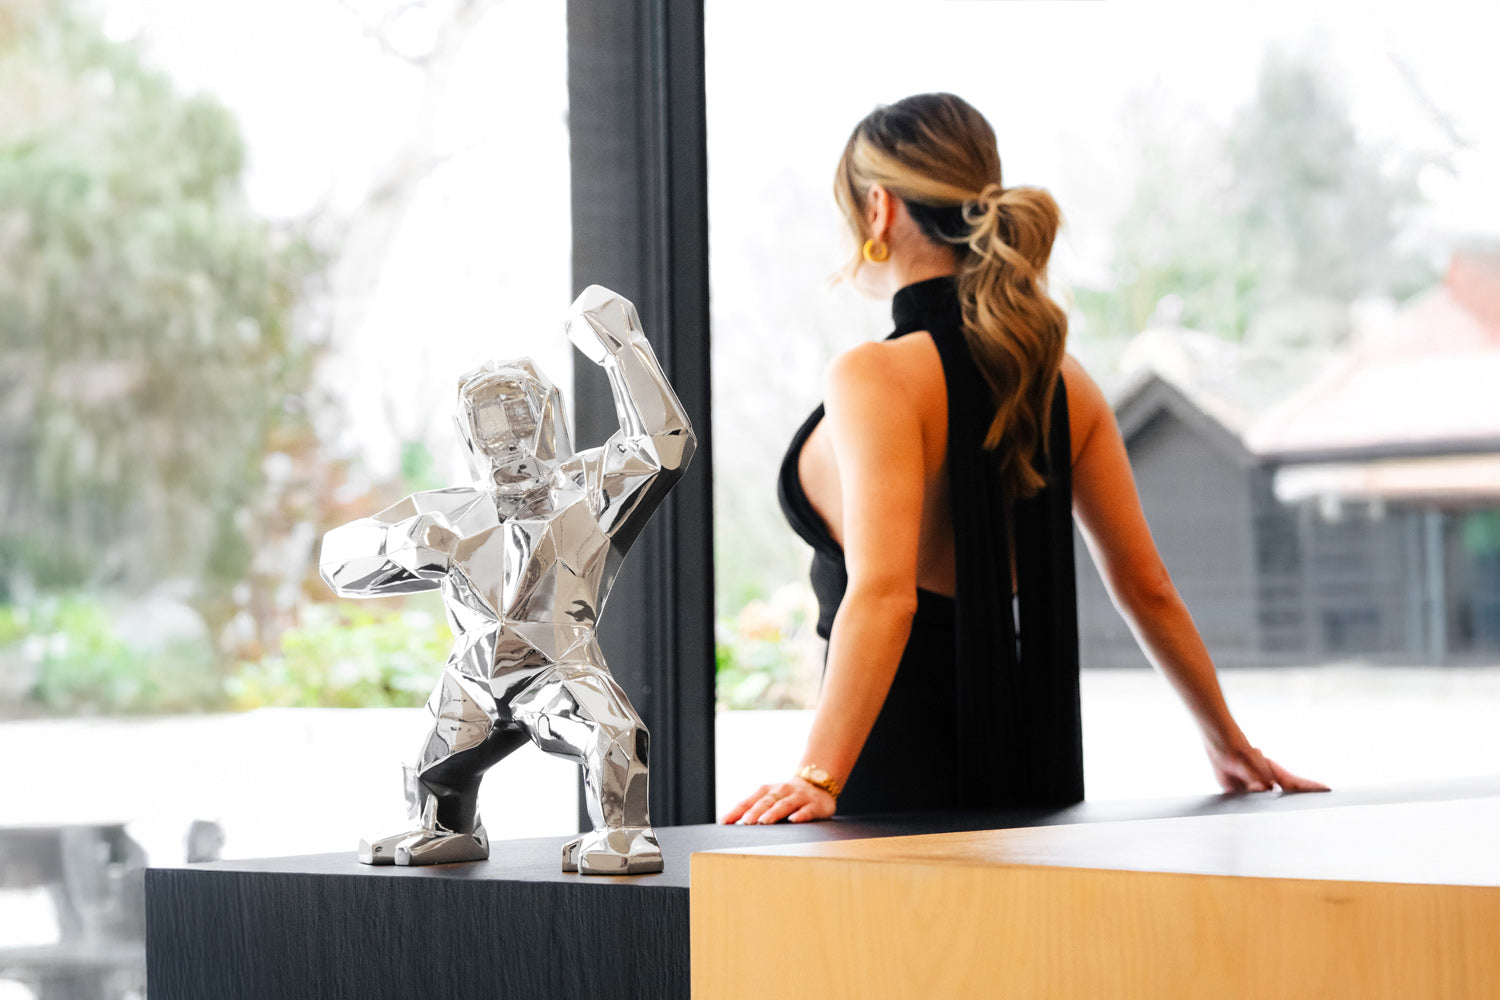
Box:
[560,827,663,875]
[396,824,489,865]
[358,829,410,865]
[358,824,489,866]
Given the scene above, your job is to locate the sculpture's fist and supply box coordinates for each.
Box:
[418,518,459,556]
[564,285,644,365]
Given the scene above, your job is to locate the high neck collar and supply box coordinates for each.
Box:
[891,275,960,333]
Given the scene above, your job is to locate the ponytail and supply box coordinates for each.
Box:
[958,184,1067,498]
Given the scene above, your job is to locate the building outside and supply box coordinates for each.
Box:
[1078,251,1500,668]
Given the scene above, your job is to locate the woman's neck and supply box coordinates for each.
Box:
[891,257,959,290]
[870,240,960,300]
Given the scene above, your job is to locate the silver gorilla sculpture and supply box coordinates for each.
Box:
[319,286,694,874]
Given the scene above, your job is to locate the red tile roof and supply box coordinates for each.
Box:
[1247,252,1500,460]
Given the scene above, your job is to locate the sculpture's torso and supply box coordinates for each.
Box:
[416,478,617,703]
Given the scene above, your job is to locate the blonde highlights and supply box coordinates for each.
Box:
[836,94,1068,498]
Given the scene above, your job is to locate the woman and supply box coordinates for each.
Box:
[722,93,1326,825]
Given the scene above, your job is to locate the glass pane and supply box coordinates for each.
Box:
[1,2,575,980]
[707,1,1500,814]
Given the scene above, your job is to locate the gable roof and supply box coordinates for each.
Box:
[1111,367,1256,468]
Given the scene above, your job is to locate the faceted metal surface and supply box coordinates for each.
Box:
[320,285,694,874]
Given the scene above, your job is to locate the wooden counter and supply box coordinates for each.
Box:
[691,794,1500,999]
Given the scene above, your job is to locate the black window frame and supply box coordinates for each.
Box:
[566,0,715,827]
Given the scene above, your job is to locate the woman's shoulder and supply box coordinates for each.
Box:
[820,334,944,474]
[825,332,944,400]
[1060,354,1110,464]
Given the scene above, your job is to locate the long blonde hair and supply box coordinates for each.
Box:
[835,93,1067,498]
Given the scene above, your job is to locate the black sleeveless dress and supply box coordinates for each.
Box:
[777,276,1084,814]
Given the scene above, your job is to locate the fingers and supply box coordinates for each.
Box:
[1244,747,1275,793]
[1266,757,1331,793]
[1234,747,1329,794]
[755,786,804,825]
[1212,751,1259,793]
[1215,738,1275,793]
[788,803,824,823]
[721,781,835,825]
[719,784,771,824]
[739,784,795,826]
[1211,745,1331,796]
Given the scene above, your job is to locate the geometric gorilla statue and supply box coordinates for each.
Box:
[319,285,694,874]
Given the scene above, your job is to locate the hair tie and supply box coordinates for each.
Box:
[961,183,1034,276]
[962,183,1007,229]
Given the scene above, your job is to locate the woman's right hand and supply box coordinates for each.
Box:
[720,779,837,825]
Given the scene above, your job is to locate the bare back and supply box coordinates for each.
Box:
[796,337,1103,598]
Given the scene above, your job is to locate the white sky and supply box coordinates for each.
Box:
[96,0,1500,472]
[707,1,1500,279]
[102,0,1500,227]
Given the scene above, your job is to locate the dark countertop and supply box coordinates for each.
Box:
[159,774,1500,889]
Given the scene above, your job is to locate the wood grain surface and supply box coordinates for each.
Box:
[691,795,1500,999]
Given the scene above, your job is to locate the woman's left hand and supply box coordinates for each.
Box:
[720,778,837,824]
[1204,730,1329,794]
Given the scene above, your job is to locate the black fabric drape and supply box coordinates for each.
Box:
[895,276,1083,809]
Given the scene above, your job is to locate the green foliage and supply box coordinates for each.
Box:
[713,483,810,616]
[1078,49,1436,345]
[714,588,820,710]
[0,604,26,646]
[225,603,449,710]
[0,593,454,715]
[2,594,222,715]
[0,2,319,603]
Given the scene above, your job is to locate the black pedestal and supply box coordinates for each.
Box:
[146,817,1004,1000]
[145,781,1493,1000]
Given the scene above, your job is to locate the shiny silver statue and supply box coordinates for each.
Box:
[319,286,694,874]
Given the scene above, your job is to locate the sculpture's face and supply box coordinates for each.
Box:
[456,359,574,491]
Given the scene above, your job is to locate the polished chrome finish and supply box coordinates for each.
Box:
[322,286,692,874]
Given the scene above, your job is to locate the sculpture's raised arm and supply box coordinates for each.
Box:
[319,490,469,597]
[565,286,696,549]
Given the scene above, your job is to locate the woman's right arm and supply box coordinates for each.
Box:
[720,341,929,824]
[1062,357,1327,793]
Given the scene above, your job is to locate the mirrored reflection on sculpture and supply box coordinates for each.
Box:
[319,286,694,874]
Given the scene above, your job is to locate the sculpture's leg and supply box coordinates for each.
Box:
[360,669,525,866]
[512,664,661,875]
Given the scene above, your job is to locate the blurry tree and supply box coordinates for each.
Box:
[1075,48,1437,347]
[0,2,318,620]
[0,0,529,715]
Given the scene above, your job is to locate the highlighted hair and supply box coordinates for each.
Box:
[835,93,1067,498]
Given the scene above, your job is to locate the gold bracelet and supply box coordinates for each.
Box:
[796,765,842,799]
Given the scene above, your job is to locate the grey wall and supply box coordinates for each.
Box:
[1076,409,1258,669]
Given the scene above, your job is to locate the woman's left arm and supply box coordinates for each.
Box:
[722,342,928,824]
[1063,357,1328,794]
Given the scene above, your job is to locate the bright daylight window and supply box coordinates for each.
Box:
[706,1,1500,812]
[1,2,573,994]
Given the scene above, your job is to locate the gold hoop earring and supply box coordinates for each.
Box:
[862,238,890,264]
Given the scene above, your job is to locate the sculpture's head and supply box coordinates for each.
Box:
[455,358,574,492]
